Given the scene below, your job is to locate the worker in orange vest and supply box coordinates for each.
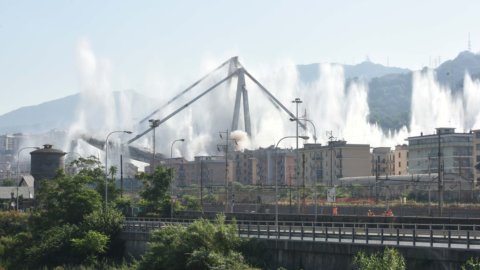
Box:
[332,204,338,216]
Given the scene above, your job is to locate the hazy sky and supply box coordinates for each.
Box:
[1,0,479,115]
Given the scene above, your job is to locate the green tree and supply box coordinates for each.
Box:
[71,230,109,264]
[0,211,28,237]
[138,214,257,270]
[137,166,173,215]
[34,169,102,229]
[1,179,15,187]
[5,159,128,269]
[353,247,405,270]
[462,257,480,270]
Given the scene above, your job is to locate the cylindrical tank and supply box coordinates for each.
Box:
[30,144,66,192]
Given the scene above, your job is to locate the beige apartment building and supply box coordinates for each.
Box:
[298,141,371,186]
[234,147,295,186]
[388,144,409,176]
[161,156,234,187]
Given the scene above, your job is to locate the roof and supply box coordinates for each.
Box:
[30,144,66,155]
[19,174,34,187]
[0,187,34,199]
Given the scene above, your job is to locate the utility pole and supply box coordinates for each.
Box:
[437,130,443,216]
[200,160,204,212]
[327,131,336,187]
[149,119,160,173]
[120,154,123,198]
[218,130,236,213]
[375,157,379,203]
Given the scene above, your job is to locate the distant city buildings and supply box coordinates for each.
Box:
[2,126,480,193]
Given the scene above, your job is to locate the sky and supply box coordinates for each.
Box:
[0,0,479,116]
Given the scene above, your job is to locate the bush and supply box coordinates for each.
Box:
[138,214,258,270]
[353,247,405,270]
[462,257,480,270]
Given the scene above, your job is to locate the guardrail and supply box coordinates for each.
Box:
[123,218,480,249]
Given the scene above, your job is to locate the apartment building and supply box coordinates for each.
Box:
[298,141,371,186]
[407,128,473,180]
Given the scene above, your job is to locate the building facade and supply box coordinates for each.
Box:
[407,128,473,180]
[471,130,480,186]
[387,144,409,176]
[298,141,371,186]
[371,147,390,176]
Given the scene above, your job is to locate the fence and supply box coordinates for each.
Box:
[123,218,480,249]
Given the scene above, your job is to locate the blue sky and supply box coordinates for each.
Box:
[0,0,479,115]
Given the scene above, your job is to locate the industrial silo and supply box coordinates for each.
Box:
[30,144,66,193]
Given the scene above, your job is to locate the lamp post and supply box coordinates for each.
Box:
[170,138,185,219]
[292,98,302,213]
[290,118,317,144]
[16,146,40,211]
[274,135,309,238]
[105,130,132,210]
[290,117,318,217]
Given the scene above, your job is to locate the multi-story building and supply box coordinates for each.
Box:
[233,151,258,185]
[387,144,409,176]
[298,141,371,186]
[407,128,473,180]
[250,147,295,186]
[0,135,18,154]
[161,156,234,187]
[471,130,480,186]
[371,147,390,176]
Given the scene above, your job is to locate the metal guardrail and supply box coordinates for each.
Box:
[122,218,480,249]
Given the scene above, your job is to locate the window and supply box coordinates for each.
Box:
[398,162,401,168]
[398,152,401,158]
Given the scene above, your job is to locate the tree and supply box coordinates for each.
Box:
[138,214,258,270]
[1,179,15,187]
[68,156,120,205]
[71,230,109,264]
[34,169,102,229]
[353,247,405,270]
[137,166,173,215]
[462,257,480,270]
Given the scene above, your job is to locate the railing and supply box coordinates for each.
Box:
[122,218,480,249]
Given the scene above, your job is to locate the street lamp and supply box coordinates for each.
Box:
[274,135,309,238]
[170,138,185,219]
[290,117,318,218]
[105,130,132,210]
[16,146,40,211]
[170,139,185,158]
[291,98,302,213]
[290,118,317,144]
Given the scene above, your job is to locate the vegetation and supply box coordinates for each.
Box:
[0,157,131,269]
[137,166,173,216]
[138,214,259,270]
[462,257,480,270]
[353,247,406,270]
